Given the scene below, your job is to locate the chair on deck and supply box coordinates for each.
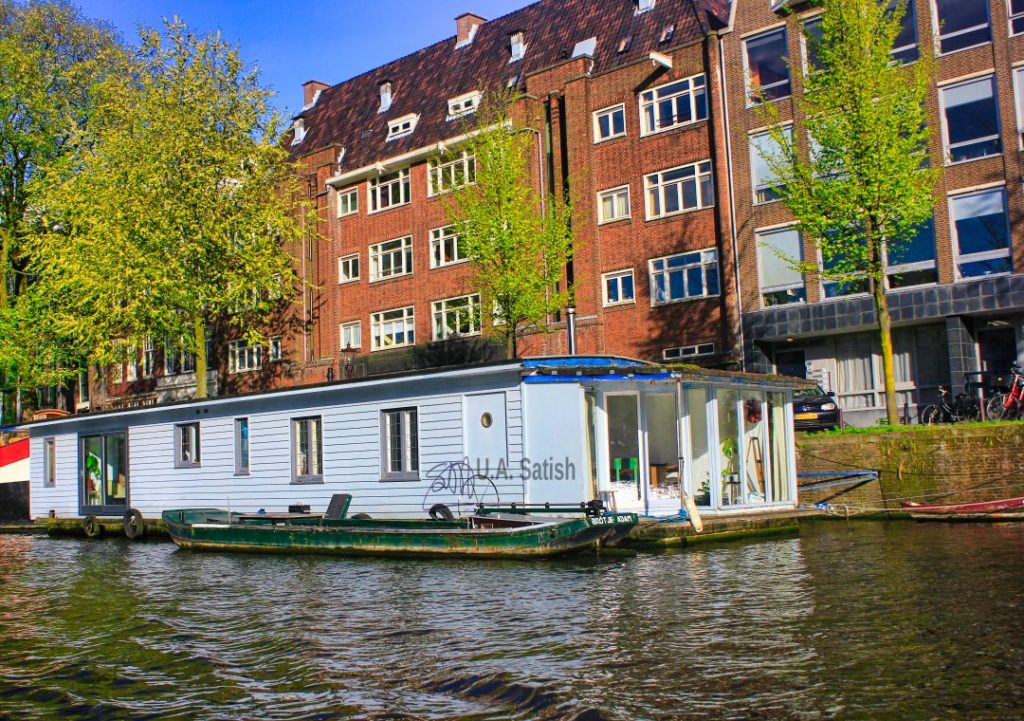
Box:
[324,493,352,520]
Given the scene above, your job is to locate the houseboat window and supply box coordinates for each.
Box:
[646,394,680,504]
[685,387,711,507]
[292,417,323,483]
[43,438,56,487]
[768,392,793,503]
[80,432,127,510]
[381,408,419,481]
[717,389,740,507]
[606,395,641,503]
[235,418,250,475]
[740,390,768,506]
[175,423,201,468]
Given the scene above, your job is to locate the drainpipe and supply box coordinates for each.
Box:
[567,306,577,355]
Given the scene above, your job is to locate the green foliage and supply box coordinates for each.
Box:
[756,0,937,423]
[445,91,573,358]
[29,18,310,397]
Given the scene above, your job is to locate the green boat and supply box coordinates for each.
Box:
[161,496,639,559]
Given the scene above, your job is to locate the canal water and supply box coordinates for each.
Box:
[1,521,1022,721]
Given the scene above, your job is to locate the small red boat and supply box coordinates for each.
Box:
[901,496,1024,521]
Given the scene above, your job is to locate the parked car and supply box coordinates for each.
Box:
[793,386,841,432]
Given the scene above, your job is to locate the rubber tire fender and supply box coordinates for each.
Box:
[123,508,145,540]
[429,503,455,522]
[350,512,372,520]
[82,515,103,539]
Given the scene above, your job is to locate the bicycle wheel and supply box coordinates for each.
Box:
[987,394,1009,421]
[953,400,980,423]
[921,405,942,425]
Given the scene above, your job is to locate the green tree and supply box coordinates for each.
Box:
[32,18,310,399]
[446,93,573,358]
[756,0,937,424]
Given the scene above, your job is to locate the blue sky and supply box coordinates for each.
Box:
[75,0,533,119]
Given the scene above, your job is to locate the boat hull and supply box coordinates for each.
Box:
[161,509,638,559]
[900,496,1024,515]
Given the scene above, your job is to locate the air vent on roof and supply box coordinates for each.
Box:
[617,36,633,54]
[290,118,306,145]
[378,81,392,114]
[659,24,675,43]
[572,37,597,58]
[510,31,526,62]
[507,74,520,89]
[636,0,656,13]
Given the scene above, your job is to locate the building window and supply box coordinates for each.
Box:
[1015,67,1024,149]
[645,161,714,219]
[639,74,708,135]
[386,113,418,141]
[649,250,720,305]
[745,28,790,104]
[371,306,415,350]
[428,151,476,196]
[432,294,482,340]
[750,127,791,204]
[886,218,938,288]
[338,253,360,284]
[368,168,411,212]
[757,227,806,306]
[510,31,526,62]
[268,336,282,361]
[228,339,262,374]
[664,343,715,360]
[1012,0,1024,36]
[369,236,413,281]
[935,0,990,54]
[940,76,1000,164]
[803,17,824,73]
[594,104,626,142]
[234,418,250,475]
[337,187,358,217]
[602,269,635,306]
[175,423,201,468]
[447,91,481,119]
[292,417,323,483]
[950,188,1011,278]
[341,321,362,350]
[888,0,919,63]
[78,370,90,406]
[381,408,419,481]
[430,225,467,267]
[126,351,137,382]
[43,437,56,487]
[141,337,155,378]
[598,186,631,223]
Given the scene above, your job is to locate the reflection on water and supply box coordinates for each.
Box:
[1,522,1023,720]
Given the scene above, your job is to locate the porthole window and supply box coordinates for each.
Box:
[481,412,493,428]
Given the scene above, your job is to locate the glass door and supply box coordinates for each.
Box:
[605,394,642,512]
[645,393,681,513]
[80,432,128,514]
[685,387,712,508]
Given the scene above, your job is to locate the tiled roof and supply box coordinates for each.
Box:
[292,0,727,171]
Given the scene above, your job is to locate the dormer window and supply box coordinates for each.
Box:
[291,119,306,145]
[378,81,392,114]
[637,0,655,13]
[510,32,526,62]
[617,36,633,54]
[447,91,482,120]
[660,24,675,43]
[386,113,419,141]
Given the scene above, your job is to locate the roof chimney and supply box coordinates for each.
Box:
[303,80,329,109]
[456,13,486,48]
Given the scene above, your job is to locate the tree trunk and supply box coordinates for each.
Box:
[872,275,899,425]
[507,327,518,360]
[0,227,10,311]
[193,315,208,400]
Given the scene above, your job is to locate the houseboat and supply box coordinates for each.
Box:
[24,357,803,528]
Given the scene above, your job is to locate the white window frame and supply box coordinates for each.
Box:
[510,32,526,62]
[933,0,991,55]
[743,27,791,106]
[750,125,792,205]
[268,336,282,362]
[432,293,482,340]
[602,269,636,307]
[43,437,56,487]
[337,187,358,217]
[368,168,411,213]
[430,225,467,268]
[649,249,720,305]
[663,343,715,361]
[141,337,155,378]
[291,416,323,484]
[639,74,708,136]
[447,91,482,120]
[1011,0,1024,37]
[1014,65,1024,149]
[338,253,360,284]
[369,236,413,281]
[593,103,627,142]
[380,407,419,481]
[228,339,262,374]
[371,306,416,350]
[756,225,806,305]
[175,422,201,468]
[644,161,714,220]
[948,186,1012,280]
[234,417,250,476]
[939,74,1001,165]
[598,185,632,224]
[341,321,362,350]
[428,151,476,196]
[386,113,419,141]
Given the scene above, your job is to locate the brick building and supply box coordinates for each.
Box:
[722,0,1024,425]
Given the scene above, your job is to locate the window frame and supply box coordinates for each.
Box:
[1011,0,1024,37]
[268,336,282,362]
[639,74,708,136]
[948,186,1012,280]
[428,150,476,196]
[43,437,56,487]
[749,126,792,205]
[756,225,807,306]
[380,407,420,482]
[337,187,358,217]
[228,338,262,374]
[291,416,324,484]
[602,269,636,307]
[884,219,938,289]
[368,168,411,213]
[338,252,360,284]
[234,418,250,476]
[938,74,1001,165]
[644,160,715,220]
[341,320,362,350]
[432,293,482,340]
[447,90,482,120]
[369,236,413,282]
[371,306,416,351]
[743,26,791,106]
[649,249,720,306]
[386,113,419,141]
[430,225,467,268]
[593,103,627,143]
[1014,65,1024,150]
[933,0,992,55]
[597,185,632,224]
[174,422,201,469]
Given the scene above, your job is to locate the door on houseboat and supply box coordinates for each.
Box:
[80,431,128,516]
[685,387,713,509]
[464,392,507,494]
[604,393,643,512]
[645,393,682,514]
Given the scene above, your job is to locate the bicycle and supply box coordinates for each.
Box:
[921,385,980,425]
[986,364,1024,421]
